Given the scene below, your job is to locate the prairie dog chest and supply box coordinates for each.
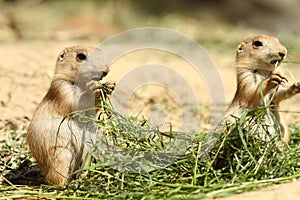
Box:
[237,68,271,86]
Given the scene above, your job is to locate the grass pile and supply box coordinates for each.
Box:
[1,95,300,199]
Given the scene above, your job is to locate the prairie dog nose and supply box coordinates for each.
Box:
[278,52,286,59]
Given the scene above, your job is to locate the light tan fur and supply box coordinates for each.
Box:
[226,35,300,144]
[27,46,114,186]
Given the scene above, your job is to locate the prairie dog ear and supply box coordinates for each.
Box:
[58,50,66,62]
[236,43,244,54]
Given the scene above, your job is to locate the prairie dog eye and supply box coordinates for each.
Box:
[76,53,87,61]
[252,40,263,48]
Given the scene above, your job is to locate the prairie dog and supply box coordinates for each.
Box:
[27,46,115,185]
[226,35,300,143]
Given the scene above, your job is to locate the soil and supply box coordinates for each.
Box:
[216,181,300,200]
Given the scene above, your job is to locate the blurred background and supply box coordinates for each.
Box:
[1,0,300,130]
[1,0,300,44]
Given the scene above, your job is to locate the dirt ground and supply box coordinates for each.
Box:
[217,181,300,200]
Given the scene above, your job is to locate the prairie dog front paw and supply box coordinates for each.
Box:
[290,82,300,94]
[265,71,288,91]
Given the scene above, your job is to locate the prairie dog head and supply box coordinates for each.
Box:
[236,35,287,71]
[54,46,109,89]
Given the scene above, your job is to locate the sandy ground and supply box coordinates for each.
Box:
[217,181,300,200]
[0,38,300,199]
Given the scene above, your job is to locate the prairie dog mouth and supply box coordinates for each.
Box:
[270,59,282,67]
[91,76,103,82]
[91,71,108,82]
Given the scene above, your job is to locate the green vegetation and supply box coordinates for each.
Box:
[1,96,300,199]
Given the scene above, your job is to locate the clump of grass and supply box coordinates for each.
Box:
[75,89,193,173]
[1,95,300,199]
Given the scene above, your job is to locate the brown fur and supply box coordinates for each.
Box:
[27,46,114,185]
[226,35,300,144]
